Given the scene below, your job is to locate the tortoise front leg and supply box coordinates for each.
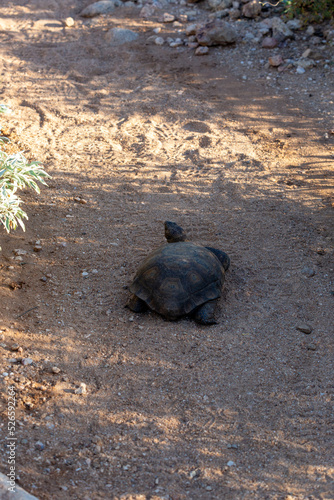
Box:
[126,294,148,313]
[193,300,218,325]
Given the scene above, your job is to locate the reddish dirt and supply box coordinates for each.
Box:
[0,1,333,499]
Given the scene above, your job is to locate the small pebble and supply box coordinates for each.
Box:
[52,366,61,374]
[35,441,45,451]
[195,46,209,55]
[269,55,284,67]
[307,343,317,351]
[301,266,315,277]
[155,37,164,46]
[14,249,27,256]
[21,358,33,366]
[11,344,21,351]
[296,324,313,334]
[153,27,161,34]
[227,460,236,467]
[75,383,87,395]
[64,17,74,27]
[162,13,175,23]
[296,66,305,74]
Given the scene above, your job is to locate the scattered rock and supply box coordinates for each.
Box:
[296,324,313,334]
[52,366,61,374]
[306,25,315,36]
[11,343,21,351]
[227,460,236,466]
[64,17,74,27]
[21,358,33,366]
[271,17,294,43]
[14,249,27,256]
[296,58,315,70]
[105,27,139,45]
[170,38,183,47]
[80,0,121,18]
[196,19,238,46]
[195,46,209,55]
[140,4,157,18]
[242,0,261,19]
[269,54,284,67]
[301,266,315,277]
[185,23,198,36]
[208,0,232,11]
[155,37,165,45]
[286,19,302,31]
[75,383,87,395]
[161,13,175,23]
[35,441,45,451]
[229,8,241,20]
[262,37,279,49]
[307,343,317,351]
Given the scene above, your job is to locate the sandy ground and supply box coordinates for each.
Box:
[0,1,333,499]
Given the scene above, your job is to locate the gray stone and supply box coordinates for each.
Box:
[296,58,315,69]
[271,17,294,42]
[0,472,39,500]
[262,36,278,49]
[140,4,157,18]
[242,0,261,18]
[296,323,313,334]
[105,27,139,45]
[208,0,232,11]
[80,0,121,17]
[197,19,238,46]
[35,441,45,451]
[286,19,302,30]
[185,23,198,36]
[195,46,209,55]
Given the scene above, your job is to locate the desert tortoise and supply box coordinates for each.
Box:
[127,221,230,324]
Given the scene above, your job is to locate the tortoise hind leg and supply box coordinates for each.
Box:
[126,294,148,313]
[193,300,218,325]
[205,247,230,271]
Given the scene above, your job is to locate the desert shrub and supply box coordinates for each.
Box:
[284,0,334,22]
[0,104,50,236]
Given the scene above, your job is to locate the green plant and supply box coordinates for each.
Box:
[283,0,334,21]
[0,104,50,235]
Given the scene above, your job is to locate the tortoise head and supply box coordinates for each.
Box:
[164,221,187,243]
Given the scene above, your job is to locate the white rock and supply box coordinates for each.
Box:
[75,383,87,395]
[155,37,165,45]
[80,0,121,18]
[105,27,139,45]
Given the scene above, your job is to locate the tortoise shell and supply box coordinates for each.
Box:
[129,241,225,320]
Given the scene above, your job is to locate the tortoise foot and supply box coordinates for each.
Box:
[126,294,148,313]
[193,300,218,325]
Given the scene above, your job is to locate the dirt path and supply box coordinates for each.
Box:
[0,1,333,499]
